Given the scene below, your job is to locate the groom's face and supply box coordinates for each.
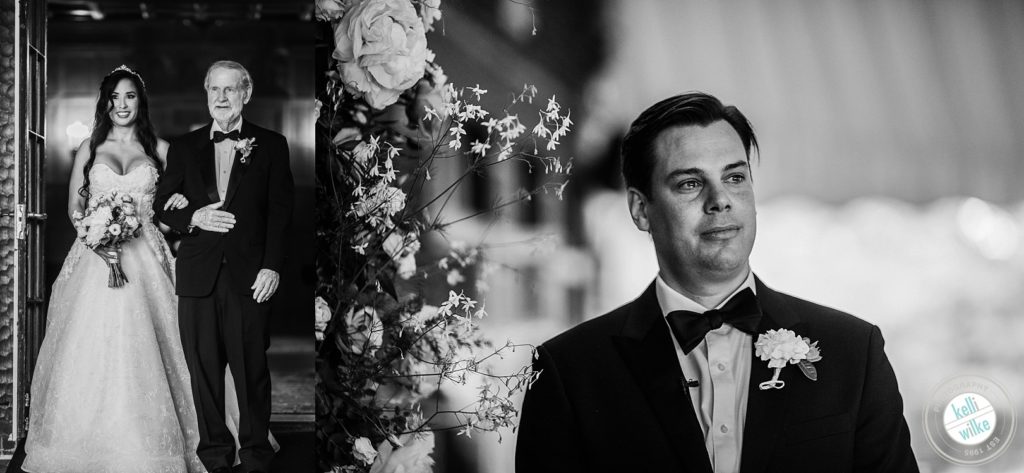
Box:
[206,67,250,126]
[628,120,757,280]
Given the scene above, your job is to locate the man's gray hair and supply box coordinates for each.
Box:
[204,60,253,94]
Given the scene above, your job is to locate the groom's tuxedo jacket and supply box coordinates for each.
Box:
[155,120,294,297]
[516,277,918,473]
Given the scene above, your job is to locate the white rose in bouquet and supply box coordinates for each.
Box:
[91,206,113,225]
[333,0,428,109]
[124,216,139,230]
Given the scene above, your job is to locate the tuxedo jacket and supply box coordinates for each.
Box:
[154,120,294,297]
[516,277,919,473]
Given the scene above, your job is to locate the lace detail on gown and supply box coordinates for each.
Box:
[23,163,205,473]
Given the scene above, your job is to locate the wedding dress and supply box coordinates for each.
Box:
[22,162,276,472]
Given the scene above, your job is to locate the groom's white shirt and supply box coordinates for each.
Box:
[656,270,756,473]
[210,118,243,201]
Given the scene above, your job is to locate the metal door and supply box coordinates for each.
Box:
[0,0,46,456]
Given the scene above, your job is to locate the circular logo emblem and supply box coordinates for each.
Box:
[924,375,1015,465]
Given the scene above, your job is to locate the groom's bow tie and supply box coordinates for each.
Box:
[213,130,241,143]
[667,288,762,355]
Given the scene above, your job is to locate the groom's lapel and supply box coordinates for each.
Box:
[613,283,713,473]
[198,130,220,204]
[739,276,803,473]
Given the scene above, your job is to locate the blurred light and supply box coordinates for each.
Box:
[66,121,91,148]
[956,197,1020,260]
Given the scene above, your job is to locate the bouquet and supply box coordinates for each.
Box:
[72,190,143,287]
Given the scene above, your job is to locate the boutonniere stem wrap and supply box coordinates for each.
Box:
[235,137,257,164]
[753,329,822,390]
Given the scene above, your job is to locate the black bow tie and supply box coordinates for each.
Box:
[666,288,762,355]
[213,130,241,143]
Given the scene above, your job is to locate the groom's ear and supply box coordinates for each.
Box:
[242,88,252,105]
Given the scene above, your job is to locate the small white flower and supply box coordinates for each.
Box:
[423,106,440,122]
[468,84,488,100]
[470,140,491,156]
[108,223,122,236]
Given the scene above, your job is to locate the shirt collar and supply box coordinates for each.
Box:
[209,118,243,139]
[655,270,756,317]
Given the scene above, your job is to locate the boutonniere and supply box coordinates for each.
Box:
[753,328,822,390]
[235,137,257,164]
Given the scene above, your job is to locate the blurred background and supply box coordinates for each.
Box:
[17,1,316,470]
[420,0,1024,471]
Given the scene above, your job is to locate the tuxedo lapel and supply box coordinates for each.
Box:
[222,121,253,209]
[198,134,220,204]
[739,277,803,473]
[613,283,713,473]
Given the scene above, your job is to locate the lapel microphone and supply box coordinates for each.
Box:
[681,378,700,388]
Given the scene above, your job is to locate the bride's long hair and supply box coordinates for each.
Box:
[78,67,161,199]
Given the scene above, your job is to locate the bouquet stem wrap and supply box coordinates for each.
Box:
[96,246,129,288]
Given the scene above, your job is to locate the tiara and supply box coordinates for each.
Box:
[109,64,146,88]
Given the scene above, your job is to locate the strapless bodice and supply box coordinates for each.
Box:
[88,162,158,220]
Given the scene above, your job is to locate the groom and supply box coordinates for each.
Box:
[155,60,294,473]
[516,93,918,472]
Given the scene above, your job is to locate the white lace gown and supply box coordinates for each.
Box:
[22,163,273,473]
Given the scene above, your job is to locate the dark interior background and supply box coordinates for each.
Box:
[45,0,314,337]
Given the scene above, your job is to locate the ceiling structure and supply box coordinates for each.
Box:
[48,0,314,23]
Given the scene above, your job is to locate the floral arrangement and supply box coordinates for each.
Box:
[235,137,257,164]
[754,328,822,390]
[314,0,573,471]
[72,190,143,287]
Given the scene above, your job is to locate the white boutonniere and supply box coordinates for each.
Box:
[235,137,257,164]
[753,328,822,390]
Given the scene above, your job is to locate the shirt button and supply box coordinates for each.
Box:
[720,425,729,434]
[717,363,726,371]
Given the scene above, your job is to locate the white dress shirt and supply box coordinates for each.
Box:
[656,271,756,473]
[210,119,242,202]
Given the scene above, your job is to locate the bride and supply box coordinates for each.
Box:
[22,66,274,472]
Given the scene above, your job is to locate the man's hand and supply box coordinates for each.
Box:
[251,269,280,303]
[190,201,235,233]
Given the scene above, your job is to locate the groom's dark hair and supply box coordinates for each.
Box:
[621,92,759,198]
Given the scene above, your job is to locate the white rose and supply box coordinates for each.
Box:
[86,223,106,245]
[124,216,139,231]
[315,297,332,341]
[316,0,352,22]
[417,0,441,32]
[369,432,434,473]
[352,436,377,465]
[345,306,383,355]
[92,206,113,225]
[333,0,428,109]
[382,232,419,279]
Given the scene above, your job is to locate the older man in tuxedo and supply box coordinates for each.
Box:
[515,93,918,472]
[156,60,294,473]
